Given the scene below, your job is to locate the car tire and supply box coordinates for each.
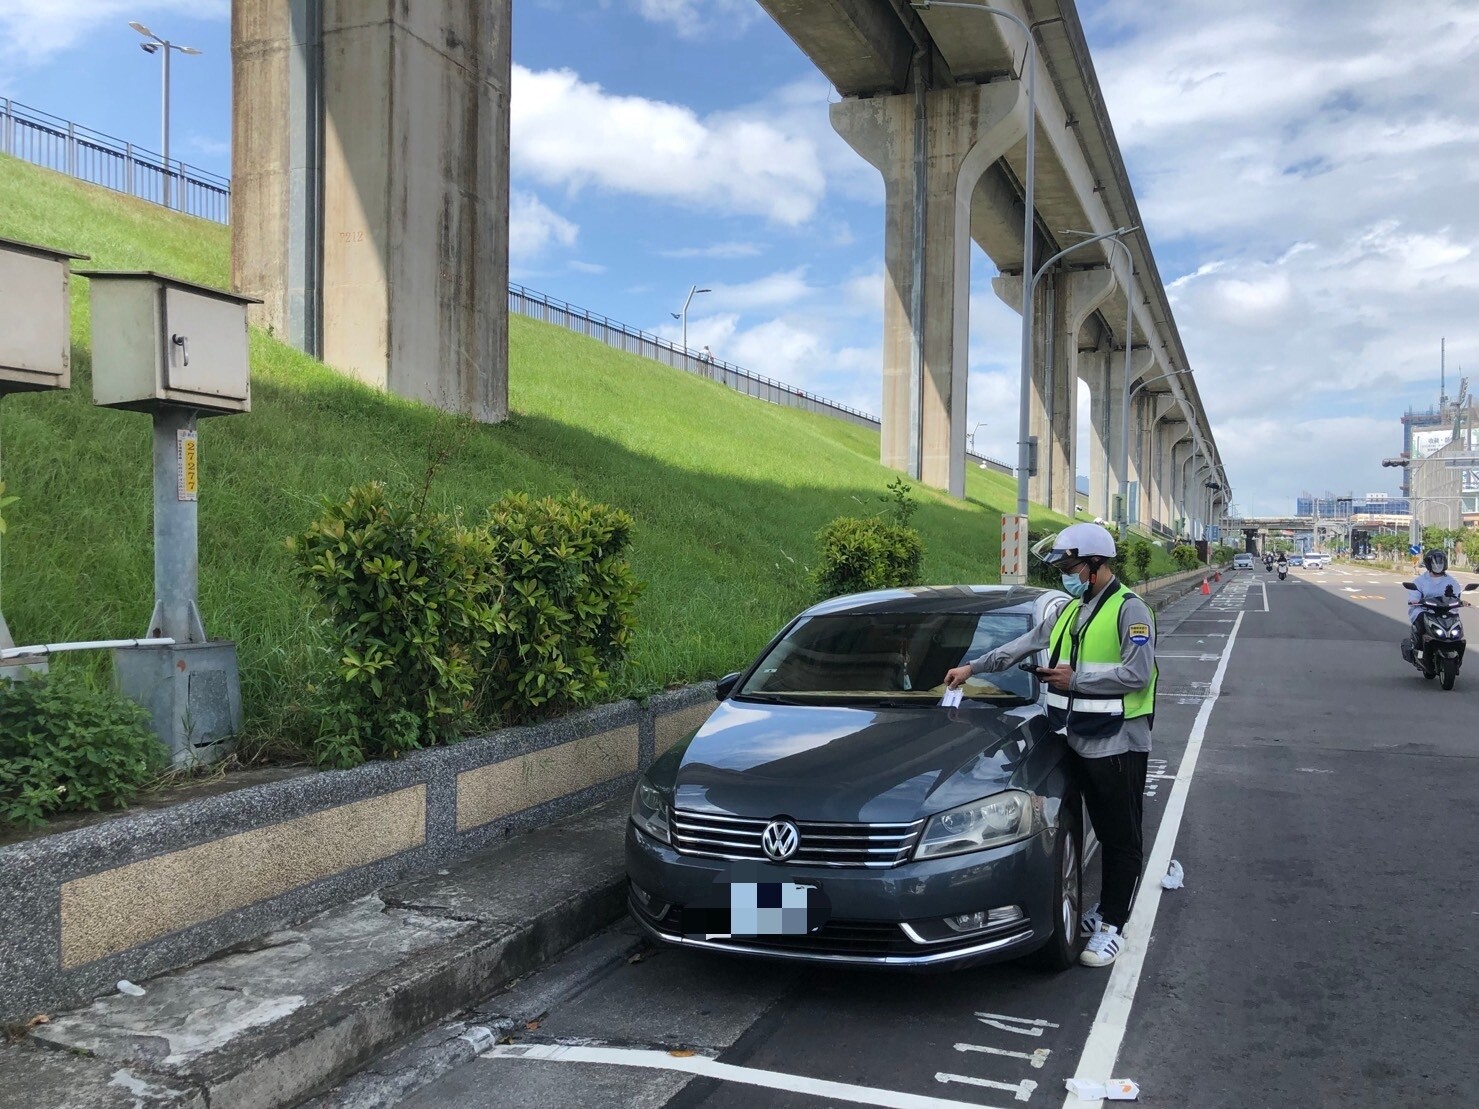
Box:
[1026,808,1084,972]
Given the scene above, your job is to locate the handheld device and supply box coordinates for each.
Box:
[1017,662,1042,674]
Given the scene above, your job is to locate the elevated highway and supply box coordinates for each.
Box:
[759,0,1228,532]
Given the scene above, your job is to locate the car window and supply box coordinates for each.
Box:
[739,611,1035,704]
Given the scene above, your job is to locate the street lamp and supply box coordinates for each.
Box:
[670,284,711,356]
[129,21,201,211]
[911,1,1039,537]
[967,421,987,454]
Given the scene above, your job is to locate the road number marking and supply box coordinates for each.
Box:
[954,1043,1050,1068]
[976,1012,1060,1038]
[936,1072,1037,1101]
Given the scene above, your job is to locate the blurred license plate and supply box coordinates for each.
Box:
[725,881,819,936]
[682,881,825,938]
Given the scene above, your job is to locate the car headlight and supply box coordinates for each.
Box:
[630,777,670,844]
[914,790,1043,861]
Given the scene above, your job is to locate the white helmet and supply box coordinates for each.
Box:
[1033,522,1117,568]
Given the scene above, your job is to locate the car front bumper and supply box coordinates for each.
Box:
[625,821,1060,968]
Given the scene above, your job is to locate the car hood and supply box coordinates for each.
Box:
[662,700,1037,825]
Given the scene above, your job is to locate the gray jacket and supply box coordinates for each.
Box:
[969,579,1156,757]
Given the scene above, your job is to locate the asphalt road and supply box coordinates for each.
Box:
[338,563,1479,1109]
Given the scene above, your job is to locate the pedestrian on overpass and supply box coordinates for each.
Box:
[945,522,1158,968]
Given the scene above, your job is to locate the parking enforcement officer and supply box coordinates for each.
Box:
[945,522,1157,968]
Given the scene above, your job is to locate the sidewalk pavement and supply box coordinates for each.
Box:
[0,799,630,1109]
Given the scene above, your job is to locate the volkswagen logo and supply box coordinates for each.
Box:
[761,818,800,862]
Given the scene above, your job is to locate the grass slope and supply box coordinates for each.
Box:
[0,155,1076,746]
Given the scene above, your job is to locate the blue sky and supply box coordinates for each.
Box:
[4,0,1478,515]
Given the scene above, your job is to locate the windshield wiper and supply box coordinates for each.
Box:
[732,692,812,705]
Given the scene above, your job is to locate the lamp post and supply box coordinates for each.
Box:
[129,22,201,211]
[670,284,711,357]
[967,421,988,455]
[911,1,1039,542]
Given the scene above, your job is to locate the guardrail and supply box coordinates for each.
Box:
[0,98,230,224]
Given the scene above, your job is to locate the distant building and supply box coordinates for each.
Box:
[1295,493,1409,517]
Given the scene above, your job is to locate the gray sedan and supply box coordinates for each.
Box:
[626,585,1094,969]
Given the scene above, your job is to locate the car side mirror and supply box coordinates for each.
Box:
[715,672,741,700]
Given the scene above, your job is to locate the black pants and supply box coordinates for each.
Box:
[1072,750,1145,931]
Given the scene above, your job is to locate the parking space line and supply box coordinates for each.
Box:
[1059,610,1246,1109]
[482,1043,1006,1109]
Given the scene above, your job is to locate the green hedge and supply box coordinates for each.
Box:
[814,516,924,599]
[291,483,640,768]
[0,671,166,827]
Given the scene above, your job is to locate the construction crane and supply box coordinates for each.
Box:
[1453,376,1469,443]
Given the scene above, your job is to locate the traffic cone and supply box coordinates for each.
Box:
[1200,579,1211,595]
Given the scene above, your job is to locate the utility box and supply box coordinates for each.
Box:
[0,236,85,396]
[83,272,253,415]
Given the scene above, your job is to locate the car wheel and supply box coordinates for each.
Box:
[1027,809,1083,972]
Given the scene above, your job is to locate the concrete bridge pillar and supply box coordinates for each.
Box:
[1088,346,1155,525]
[833,82,1027,498]
[993,266,1115,517]
[1171,434,1195,537]
[1140,391,1176,531]
[232,0,511,422]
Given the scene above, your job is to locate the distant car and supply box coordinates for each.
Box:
[1304,553,1329,569]
[1232,554,1255,570]
[1288,555,1304,567]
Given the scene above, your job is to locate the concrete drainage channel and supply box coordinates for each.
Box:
[0,571,1223,1109]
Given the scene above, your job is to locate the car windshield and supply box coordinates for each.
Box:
[737,611,1035,704]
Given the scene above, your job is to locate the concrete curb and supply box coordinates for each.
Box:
[2,800,632,1109]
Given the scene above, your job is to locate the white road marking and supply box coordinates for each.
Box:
[1060,610,1245,1109]
[1258,579,1269,611]
[953,1043,1050,1069]
[976,1013,1061,1037]
[483,1044,1001,1109]
[1156,654,1223,660]
[935,1072,1038,1100]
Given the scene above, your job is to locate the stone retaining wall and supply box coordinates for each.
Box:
[0,684,716,1022]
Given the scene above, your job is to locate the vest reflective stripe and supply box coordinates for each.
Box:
[1045,692,1124,713]
[1045,582,1157,741]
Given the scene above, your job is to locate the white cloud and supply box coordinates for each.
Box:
[511,65,827,225]
[1074,0,1479,514]
[659,241,765,259]
[632,0,760,40]
[508,190,578,260]
[0,0,227,69]
[568,260,607,274]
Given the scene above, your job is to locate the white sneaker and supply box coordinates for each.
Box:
[1080,923,1122,967]
[1079,902,1102,939]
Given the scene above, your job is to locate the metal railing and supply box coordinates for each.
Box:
[0,98,230,224]
[2,97,1014,475]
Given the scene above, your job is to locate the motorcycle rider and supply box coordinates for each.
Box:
[944,523,1157,969]
[1407,549,1464,652]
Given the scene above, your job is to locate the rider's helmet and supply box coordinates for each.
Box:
[1032,522,1117,569]
[1424,549,1448,574]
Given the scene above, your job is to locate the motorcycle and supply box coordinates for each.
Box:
[1401,582,1479,690]
[1277,563,1288,581]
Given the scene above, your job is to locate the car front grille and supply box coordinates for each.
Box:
[640,902,1024,960]
[670,808,924,869]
